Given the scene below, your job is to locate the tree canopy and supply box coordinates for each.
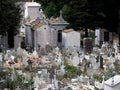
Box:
[62,0,106,30]
[37,0,120,33]
[0,0,22,35]
[37,0,67,18]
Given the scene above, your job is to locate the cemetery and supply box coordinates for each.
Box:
[0,36,120,90]
[0,1,120,90]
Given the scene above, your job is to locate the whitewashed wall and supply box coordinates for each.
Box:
[95,28,100,45]
[104,84,120,90]
[35,25,57,49]
[62,31,80,49]
[24,2,41,19]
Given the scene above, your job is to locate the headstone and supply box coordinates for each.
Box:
[22,50,29,66]
[11,65,16,81]
[101,42,108,55]
[10,55,15,61]
[53,75,58,89]
[83,38,93,53]
[55,47,59,55]
[72,54,79,67]
[16,46,23,56]
[99,55,103,69]
[55,52,62,65]
[0,54,3,67]
[60,64,65,75]
[85,54,90,60]
[33,74,40,89]
[4,50,11,60]
[16,86,20,90]
[32,48,39,59]
[109,63,115,70]
[0,53,2,61]
[96,55,103,69]
[92,56,99,70]
[103,64,108,71]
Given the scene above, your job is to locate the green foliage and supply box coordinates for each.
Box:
[37,0,120,33]
[93,74,103,82]
[64,62,77,72]
[37,0,120,43]
[38,0,66,18]
[103,70,118,80]
[37,0,106,30]
[7,78,16,90]
[62,0,105,30]
[16,75,23,85]
[0,0,22,35]
[45,2,57,18]
[64,62,78,78]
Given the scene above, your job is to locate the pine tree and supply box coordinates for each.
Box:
[0,0,22,35]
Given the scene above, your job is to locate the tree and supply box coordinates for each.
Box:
[102,0,120,45]
[44,2,57,18]
[103,0,119,32]
[62,0,105,37]
[37,0,69,18]
[0,0,22,35]
[37,0,120,38]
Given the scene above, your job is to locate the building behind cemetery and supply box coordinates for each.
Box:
[95,28,113,46]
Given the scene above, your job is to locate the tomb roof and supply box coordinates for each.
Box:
[25,2,41,7]
[62,29,73,33]
[104,75,120,87]
[33,22,46,29]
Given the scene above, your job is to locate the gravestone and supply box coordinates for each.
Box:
[72,54,79,67]
[16,46,23,56]
[0,53,2,61]
[60,64,66,75]
[83,38,93,54]
[99,55,103,69]
[0,54,3,67]
[55,52,62,66]
[32,48,39,59]
[96,55,103,69]
[113,43,118,58]
[101,42,108,55]
[92,56,99,70]
[33,74,40,90]
[22,50,29,66]
[4,50,11,60]
[55,47,60,55]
